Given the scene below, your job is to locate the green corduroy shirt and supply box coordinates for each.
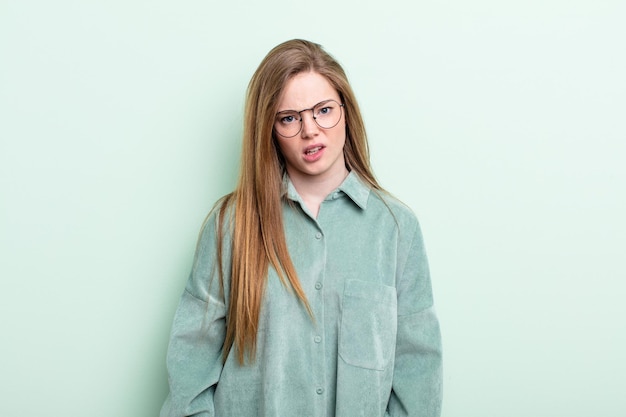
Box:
[161,172,442,417]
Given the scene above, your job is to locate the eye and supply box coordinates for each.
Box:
[279,114,298,124]
[315,100,338,117]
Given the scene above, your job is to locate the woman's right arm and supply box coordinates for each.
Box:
[160,210,230,417]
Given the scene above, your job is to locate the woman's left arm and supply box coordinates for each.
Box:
[387,220,443,417]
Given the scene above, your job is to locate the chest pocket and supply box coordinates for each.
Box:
[339,279,398,371]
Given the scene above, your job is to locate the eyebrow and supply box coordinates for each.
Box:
[276,99,336,114]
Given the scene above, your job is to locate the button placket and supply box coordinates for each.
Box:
[311,222,327,410]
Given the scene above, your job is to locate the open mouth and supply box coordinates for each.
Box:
[304,145,324,155]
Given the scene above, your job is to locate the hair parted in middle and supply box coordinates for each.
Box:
[214,39,382,365]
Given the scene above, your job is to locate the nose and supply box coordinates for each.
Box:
[300,110,319,138]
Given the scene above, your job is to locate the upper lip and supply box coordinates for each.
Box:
[304,143,325,153]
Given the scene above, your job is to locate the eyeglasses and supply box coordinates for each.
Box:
[274,99,344,138]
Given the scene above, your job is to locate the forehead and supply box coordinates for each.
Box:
[277,71,340,111]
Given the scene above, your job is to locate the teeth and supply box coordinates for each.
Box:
[306,147,321,155]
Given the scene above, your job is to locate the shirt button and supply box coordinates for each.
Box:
[315,282,323,290]
[316,387,324,395]
[315,232,322,239]
[314,336,322,343]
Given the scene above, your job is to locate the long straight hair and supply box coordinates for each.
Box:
[216,39,382,364]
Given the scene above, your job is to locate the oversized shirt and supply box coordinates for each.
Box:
[161,172,442,417]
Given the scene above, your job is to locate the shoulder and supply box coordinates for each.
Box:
[344,173,419,228]
[367,188,421,232]
[198,193,235,246]
[186,194,235,301]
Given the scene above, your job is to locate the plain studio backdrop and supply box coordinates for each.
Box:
[1,0,624,416]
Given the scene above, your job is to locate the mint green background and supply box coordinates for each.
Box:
[1,1,625,416]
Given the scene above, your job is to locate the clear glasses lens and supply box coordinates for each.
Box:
[313,100,342,129]
[275,111,301,137]
[275,100,343,138]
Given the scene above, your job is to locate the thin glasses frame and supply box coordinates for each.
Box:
[274,99,344,138]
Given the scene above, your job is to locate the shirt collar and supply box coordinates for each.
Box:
[282,171,370,210]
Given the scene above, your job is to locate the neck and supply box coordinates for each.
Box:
[287,166,349,218]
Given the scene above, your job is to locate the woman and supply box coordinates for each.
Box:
[161,39,442,417]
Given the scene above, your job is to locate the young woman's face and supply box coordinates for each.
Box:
[274,71,347,184]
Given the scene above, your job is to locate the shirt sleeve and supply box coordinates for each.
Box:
[160,211,230,417]
[386,219,443,417]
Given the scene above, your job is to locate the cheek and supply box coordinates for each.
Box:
[276,139,296,158]
[335,121,348,145]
